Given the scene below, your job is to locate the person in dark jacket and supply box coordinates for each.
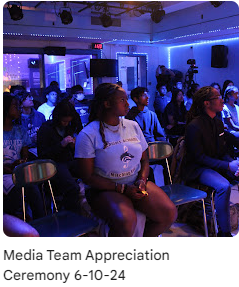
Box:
[37,99,83,212]
[126,87,165,142]
[184,86,239,237]
[163,88,187,137]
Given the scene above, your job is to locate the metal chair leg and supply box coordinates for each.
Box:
[22,187,26,222]
[210,191,218,236]
[201,199,208,237]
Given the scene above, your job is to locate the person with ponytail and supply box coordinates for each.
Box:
[184,86,239,236]
[75,83,177,237]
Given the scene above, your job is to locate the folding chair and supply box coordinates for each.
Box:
[12,159,98,237]
[148,141,209,237]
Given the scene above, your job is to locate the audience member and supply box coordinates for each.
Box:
[154,84,171,127]
[37,85,61,120]
[222,79,234,96]
[156,65,175,91]
[223,86,239,137]
[56,91,74,106]
[15,90,45,148]
[184,86,239,237]
[126,86,165,142]
[3,214,39,237]
[163,88,187,137]
[37,99,83,212]
[3,94,44,219]
[75,83,177,237]
[71,85,91,127]
[210,82,222,95]
[185,83,200,111]
[116,81,123,87]
[49,80,59,88]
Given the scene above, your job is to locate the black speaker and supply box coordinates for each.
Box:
[44,46,66,56]
[211,45,228,68]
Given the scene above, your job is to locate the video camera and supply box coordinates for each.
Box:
[185,59,198,89]
[187,59,198,74]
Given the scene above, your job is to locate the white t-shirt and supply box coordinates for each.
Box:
[37,103,55,120]
[75,118,148,184]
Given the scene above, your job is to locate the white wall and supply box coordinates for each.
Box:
[169,38,239,89]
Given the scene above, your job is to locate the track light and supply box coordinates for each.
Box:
[100,13,113,28]
[7,2,23,21]
[59,9,73,25]
[210,1,224,8]
[151,9,165,23]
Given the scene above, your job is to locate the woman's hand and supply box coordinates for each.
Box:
[61,136,75,147]
[124,184,146,200]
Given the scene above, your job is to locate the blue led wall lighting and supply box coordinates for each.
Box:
[167,36,239,68]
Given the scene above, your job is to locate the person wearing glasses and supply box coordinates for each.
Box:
[15,90,45,148]
[184,86,239,237]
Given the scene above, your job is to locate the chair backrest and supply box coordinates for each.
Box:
[12,159,58,222]
[148,141,174,184]
[170,136,186,184]
[148,141,173,161]
[12,159,57,187]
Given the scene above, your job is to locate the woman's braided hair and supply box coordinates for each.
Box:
[186,86,215,124]
[89,83,121,149]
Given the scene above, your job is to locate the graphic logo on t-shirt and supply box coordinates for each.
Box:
[120,146,134,168]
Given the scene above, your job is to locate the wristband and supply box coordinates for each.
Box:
[137,177,148,184]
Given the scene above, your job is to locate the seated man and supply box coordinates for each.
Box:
[16,90,45,149]
[154,84,171,127]
[37,85,61,120]
[126,87,165,142]
[184,86,239,237]
[126,87,166,187]
[71,85,91,127]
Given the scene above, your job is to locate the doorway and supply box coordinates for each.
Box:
[117,54,147,95]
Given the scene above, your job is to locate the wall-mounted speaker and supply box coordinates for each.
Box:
[44,46,66,56]
[211,45,228,68]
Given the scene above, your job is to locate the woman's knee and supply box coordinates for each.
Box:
[110,208,137,237]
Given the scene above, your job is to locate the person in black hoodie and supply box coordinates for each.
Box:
[37,99,83,212]
[185,86,239,237]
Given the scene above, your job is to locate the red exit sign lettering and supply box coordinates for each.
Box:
[92,43,103,50]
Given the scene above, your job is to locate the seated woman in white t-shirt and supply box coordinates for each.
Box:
[223,86,239,137]
[75,83,177,237]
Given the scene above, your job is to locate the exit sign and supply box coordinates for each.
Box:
[92,43,103,50]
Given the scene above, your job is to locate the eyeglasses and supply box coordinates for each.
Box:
[208,95,222,101]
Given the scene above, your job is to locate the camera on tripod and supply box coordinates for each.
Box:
[187,59,198,73]
[185,59,198,89]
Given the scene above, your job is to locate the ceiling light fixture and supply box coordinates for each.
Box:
[151,8,165,23]
[56,2,73,25]
[100,4,112,28]
[100,13,113,28]
[210,1,224,8]
[7,2,23,21]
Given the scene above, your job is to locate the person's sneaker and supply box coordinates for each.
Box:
[217,231,233,237]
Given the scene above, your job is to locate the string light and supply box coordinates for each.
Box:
[167,36,239,68]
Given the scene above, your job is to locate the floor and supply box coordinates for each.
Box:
[162,184,239,237]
